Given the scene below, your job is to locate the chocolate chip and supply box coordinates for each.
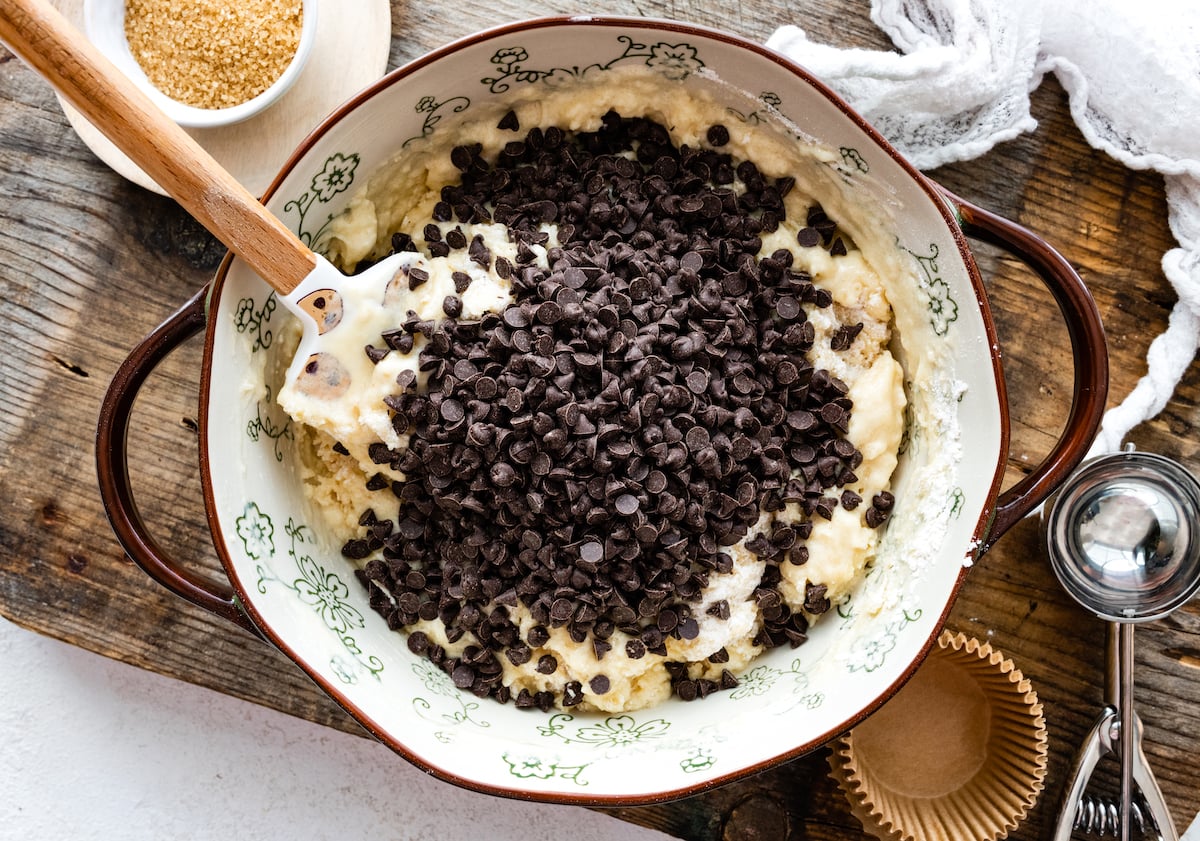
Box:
[503,306,529,328]
[451,663,475,688]
[797,227,821,248]
[407,631,430,654]
[832,322,864,351]
[706,124,730,146]
[468,234,492,268]
[776,296,802,321]
[615,493,640,516]
[820,402,847,427]
[804,582,831,615]
[535,301,562,324]
[706,600,730,620]
[407,266,429,290]
[449,144,477,172]
[562,680,583,706]
[439,398,465,423]
[865,502,891,528]
[382,329,414,354]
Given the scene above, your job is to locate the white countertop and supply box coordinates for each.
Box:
[0,618,671,840]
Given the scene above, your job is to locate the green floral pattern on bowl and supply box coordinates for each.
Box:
[246,503,383,683]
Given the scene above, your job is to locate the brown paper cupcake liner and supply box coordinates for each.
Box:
[828,630,1048,841]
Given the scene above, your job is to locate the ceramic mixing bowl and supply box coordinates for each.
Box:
[97,16,1107,804]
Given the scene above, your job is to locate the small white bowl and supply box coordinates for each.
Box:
[83,0,317,129]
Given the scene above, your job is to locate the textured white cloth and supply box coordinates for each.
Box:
[767,0,1200,455]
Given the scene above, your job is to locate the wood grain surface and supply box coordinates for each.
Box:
[3,2,1199,840]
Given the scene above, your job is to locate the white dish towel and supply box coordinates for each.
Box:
[767,0,1200,458]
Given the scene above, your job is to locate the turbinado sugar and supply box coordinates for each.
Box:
[124,0,303,110]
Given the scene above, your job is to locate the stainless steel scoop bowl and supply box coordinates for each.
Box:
[1044,449,1200,841]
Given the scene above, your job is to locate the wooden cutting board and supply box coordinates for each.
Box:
[2,2,1199,838]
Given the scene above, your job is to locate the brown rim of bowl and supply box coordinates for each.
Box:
[197,15,1005,806]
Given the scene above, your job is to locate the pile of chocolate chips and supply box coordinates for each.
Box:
[346,109,893,709]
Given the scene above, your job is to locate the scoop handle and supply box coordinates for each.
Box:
[943,189,1109,549]
[0,0,316,293]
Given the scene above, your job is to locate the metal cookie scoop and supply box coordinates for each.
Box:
[1044,449,1200,841]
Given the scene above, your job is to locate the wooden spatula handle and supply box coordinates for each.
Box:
[0,0,317,293]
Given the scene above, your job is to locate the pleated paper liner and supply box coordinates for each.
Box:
[828,630,1048,841]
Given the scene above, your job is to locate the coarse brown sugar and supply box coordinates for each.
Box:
[123,0,303,110]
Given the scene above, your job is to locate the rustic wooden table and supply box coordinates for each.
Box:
[3,2,1198,839]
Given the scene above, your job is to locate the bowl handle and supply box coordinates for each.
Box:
[941,189,1109,549]
[96,287,262,637]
